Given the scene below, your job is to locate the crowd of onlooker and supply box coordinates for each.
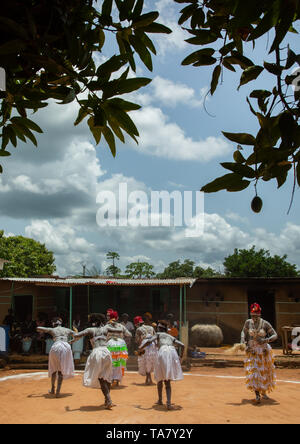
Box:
[1,309,180,356]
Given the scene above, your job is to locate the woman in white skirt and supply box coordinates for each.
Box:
[71,313,119,409]
[106,311,132,386]
[36,317,75,397]
[134,315,157,385]
[139,320,185,410]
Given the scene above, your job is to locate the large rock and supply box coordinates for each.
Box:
[190,324,223,347]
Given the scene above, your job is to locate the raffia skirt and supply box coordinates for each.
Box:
[48,340,75,380]
[244,344,276,394]
[154,345,183,382]
[83,346,112,388]
[107,337,128,381]
[138,338,158,376]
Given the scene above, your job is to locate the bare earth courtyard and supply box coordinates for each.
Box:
[1,367,300,425]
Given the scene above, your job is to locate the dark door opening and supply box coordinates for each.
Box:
[14,295,33,322]
[247,290,276,328]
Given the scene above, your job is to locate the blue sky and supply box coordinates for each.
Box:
[0,0,300,276]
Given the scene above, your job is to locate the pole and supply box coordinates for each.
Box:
[10,282,14,311]
[184,285,187,324]
[69,287,73,329]
[179,285,183,341]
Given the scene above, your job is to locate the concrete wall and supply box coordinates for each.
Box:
[186,280,300,344]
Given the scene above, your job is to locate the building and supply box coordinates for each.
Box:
[0,277,195,334]
[1,276,300,344]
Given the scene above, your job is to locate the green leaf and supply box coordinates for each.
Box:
[1,127,9,150]
[248,0,281,41]
[220,162,256,178]
[132,0,144,20]
[107,98,141,112]
[107,117,125,143]
[233,150,246,163]
[185,30,219,45]
[0,150,11,157]
[102,77,151,99]
[129,35,153,71]
[263,62,283,76]
[238,65,264,89]
[201,173,250,193]
[102,0,113,16]
[74,107,89,126]
[132,12,159,28]
[297,162,300,187]
[182,48,215,65]
[142,23,172,34]
[222,131,256,145]
[249,90,272,100]
[269,4,296,54]
[88,117,102,144]
[6,125,17,147]
[222,58,236,72]
[11,117,43,134]
[108,108,139,139]
[224,51,254,70]
[210,65,221,96]
[178,3,198,26]
[103,127,116,157]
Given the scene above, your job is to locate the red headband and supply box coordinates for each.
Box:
[250,303,261,315]
[109,310,119,320]
[134,316,144,326]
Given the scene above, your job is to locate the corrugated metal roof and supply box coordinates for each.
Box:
[0,277,196,288]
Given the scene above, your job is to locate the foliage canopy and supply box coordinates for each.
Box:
[0,230,56,277]
[0,0,300,211]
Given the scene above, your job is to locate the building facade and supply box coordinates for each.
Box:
[1,277,300,344]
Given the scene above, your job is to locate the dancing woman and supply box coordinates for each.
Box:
[36,317,75,397]
[139,320,184,410]
[106,311,132,386]
[241,303,278,404]
[71,313,118,409]
[134,316,157,385]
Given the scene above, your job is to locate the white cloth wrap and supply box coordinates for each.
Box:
[48,340,75,379]
[138,335,158,376]
[83,346,113,388]
[154,344,183,382]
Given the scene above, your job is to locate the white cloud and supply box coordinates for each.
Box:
[151,76,205,108]
[153,0,188,54]
[129,106,231,161]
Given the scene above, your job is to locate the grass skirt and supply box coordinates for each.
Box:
[48,341,75,380]
[107,337,128,381]
[244,344,276,395]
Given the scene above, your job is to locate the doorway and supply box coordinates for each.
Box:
[14,295,33,322]
[247,289,276,328]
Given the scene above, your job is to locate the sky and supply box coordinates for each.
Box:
[0,0,300,277]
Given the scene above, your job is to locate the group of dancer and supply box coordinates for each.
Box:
[36,309,185,410]
[36,302,278,410]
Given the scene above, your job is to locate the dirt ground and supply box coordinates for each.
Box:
[1,366,300,424]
